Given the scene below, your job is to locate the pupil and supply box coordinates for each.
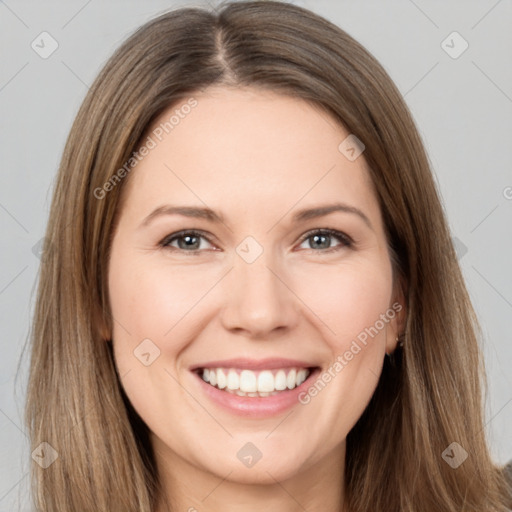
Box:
[312,234,329,249]
[179,235,199,250]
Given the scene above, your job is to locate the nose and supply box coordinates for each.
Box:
[219,249,299,339]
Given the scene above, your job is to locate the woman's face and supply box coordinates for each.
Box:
[108,86,403,487]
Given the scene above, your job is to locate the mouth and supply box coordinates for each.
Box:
[193,366,319,397]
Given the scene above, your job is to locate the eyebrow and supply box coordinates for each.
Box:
[139,202,373,230]
[140,205,224,228]
[291,203,373,230]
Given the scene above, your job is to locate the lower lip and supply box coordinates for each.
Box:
[191,368,321,418]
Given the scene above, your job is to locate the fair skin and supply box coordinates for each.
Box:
[107,86,404,512]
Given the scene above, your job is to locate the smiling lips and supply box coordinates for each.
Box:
[191,358,321,417]
[191,357,318,398]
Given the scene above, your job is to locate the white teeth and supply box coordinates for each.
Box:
[239,370,257,393]
[216,368,227,389]
[286,369,297,389]
[227,369,239,390]
[296,369,307,386]
[257,370,275,393]
[200,367,312,395]
[274,370,287,390]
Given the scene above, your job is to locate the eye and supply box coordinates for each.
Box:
[297,229,353,253]
[160,230,215,254]
[159,228,353,255]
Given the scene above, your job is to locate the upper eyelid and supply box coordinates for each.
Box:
[298,228,352,242]
[161,229,216,245]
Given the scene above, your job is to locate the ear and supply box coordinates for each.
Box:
[385,274,407,355]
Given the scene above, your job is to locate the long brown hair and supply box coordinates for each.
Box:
[25,1,512,510]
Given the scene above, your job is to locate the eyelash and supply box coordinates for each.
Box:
[159,228,354,255]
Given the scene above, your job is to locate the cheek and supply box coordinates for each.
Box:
[108,252,214,345]
[107,254,206,435]
[291,255,393,349]
[291,257,393,432]
[107,252,222,413]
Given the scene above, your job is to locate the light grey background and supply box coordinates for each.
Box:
[1,0,511,509]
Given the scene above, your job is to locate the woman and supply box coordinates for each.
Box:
[25,1,512,510]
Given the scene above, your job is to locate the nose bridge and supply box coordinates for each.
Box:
[220,243,297,336]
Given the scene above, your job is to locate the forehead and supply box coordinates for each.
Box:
[120,86,380,228]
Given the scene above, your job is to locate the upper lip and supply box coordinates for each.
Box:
[189,358,318,372]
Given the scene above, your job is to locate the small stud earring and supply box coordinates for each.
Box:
[386,333,404,356]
